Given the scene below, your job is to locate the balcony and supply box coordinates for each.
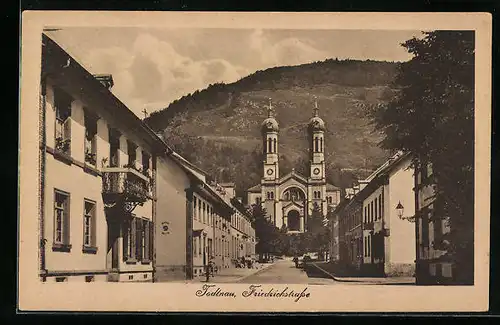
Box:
[102,167,151,213]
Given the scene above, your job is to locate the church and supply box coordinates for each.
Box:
[247,99,342,233]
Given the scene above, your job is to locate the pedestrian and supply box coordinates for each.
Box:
[293,255,299,268]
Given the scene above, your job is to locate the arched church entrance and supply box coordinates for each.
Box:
[287,210,300,231]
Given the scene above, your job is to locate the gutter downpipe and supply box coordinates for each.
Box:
[39,74,47,281]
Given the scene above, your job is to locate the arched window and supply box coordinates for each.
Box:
[314,137,319,152]
[268,138,272,153]
[273,138,277,153]
[320,137,323,152]
[282,187,305,201]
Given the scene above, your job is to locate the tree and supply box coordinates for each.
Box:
[372,31,474,284]
[304,203,330,260]
[251,204,280,259]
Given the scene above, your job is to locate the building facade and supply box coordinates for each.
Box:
[331,152,416,277]
[247,100,341,233]
[336,198,363,272]
[39,34,169,282]
[360,152,416,277]
[414,162,454,284]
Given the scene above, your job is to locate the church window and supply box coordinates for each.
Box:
[314,137,319,152]
[273,138,277,153]
[268,138,273,153]
[320,138,323,152]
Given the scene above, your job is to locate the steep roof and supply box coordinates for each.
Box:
[326,183,340,191]
[248,184,262,192]
[278,169,308,184]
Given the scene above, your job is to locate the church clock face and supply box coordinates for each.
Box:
[267,168,274,176]
[313,167,320,175]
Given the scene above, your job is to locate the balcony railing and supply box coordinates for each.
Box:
[102,167,151,209]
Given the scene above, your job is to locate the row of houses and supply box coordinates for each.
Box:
[329,151,450,284]
[38,33,256,283]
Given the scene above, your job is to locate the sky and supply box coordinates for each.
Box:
[44,28,423,117]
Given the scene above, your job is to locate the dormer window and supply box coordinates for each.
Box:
[54,87,72,155]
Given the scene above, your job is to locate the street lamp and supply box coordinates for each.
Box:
[396,201,404,219]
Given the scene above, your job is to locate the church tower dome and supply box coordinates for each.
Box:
[308,100,325,131]
[261,99,279,133]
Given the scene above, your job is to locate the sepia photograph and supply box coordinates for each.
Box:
[19,12,491,312]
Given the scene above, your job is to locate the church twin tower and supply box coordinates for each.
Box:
[247,98,340,233]
[261,98,326,182]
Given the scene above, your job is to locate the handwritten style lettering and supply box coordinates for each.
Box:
[195,284,236,298]
[241,285,311,302]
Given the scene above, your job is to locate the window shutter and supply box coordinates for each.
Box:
[149,221,154,261]
[123,220,129,261]
[63,117,71,149]
[135,219,142,261]
[63,195,70,245]
[91,204,97,247]
[130,218,137,260]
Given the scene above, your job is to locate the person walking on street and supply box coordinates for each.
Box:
[293,255,299,268]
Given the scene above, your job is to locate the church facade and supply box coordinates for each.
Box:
[247,100,341,233]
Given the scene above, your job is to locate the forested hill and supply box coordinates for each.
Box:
[144,58,400,199]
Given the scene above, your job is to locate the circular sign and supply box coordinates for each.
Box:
[267,168,274,175]
[313,168,320,175]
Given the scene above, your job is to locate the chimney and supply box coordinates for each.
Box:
[94,74,114,90]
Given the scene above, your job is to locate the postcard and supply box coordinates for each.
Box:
[19,11,491,312]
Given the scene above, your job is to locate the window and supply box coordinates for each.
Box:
[273,138,277,153]
[127,141,137,168]
[83,200,96,251]
[142,151,151,176]
[421,212,430,247]
[55,277,67,283]
[364,237,367,257]
[256,197,261,205]
[378,194,382,219]
[193,237,197,257]
[370,201,374,223]
[85,275,94,282]
[367,235,371,257]
[198,237,203,255]
[54,87,72,155]
[193,197,197,220]
[427,162,433,177]
[431,210,443,248]
[54,190,70,248]
[202,202,206,224]
[109,129,120,167]
[198,199,202,222]
[84,109,98,166]
[364,206,367,223]
[374,198,378,220]
[135,218,144,261]
[143,220,153,262]
[123,218,136,261]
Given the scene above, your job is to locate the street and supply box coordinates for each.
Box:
[237,259,338,285]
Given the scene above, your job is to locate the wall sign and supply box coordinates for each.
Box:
[161,221,170,235]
